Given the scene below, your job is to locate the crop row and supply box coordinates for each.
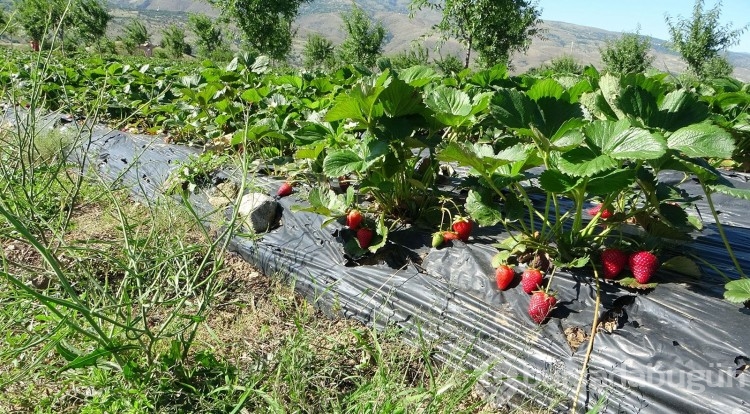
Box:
[2,50,750,305]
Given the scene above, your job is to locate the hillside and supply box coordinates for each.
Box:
[69,1,750,79]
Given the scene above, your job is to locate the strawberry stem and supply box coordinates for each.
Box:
[543,264,557,294]
[571,264,603,413]
[700,182,747,279]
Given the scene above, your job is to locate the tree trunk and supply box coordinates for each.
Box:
[464,36,472,68]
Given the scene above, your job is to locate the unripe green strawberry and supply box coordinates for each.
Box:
[629,251,659,284]
[601,248,628,279]
[452,218,472,242]
[495,265,515,291]
[431,232,444,248]
[528,291,557,324]
[521,268,543,294]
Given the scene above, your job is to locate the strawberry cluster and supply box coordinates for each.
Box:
[600,248,659,284]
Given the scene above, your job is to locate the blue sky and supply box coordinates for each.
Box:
[539,0,750,54]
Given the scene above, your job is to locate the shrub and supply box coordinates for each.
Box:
[600,32,655,75]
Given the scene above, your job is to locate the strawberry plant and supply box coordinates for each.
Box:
[320,69,443,220]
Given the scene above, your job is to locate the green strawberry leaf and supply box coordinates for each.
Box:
[633,211,693,241]
[586,168,635,195]
[465,190,503,227]
[491,251,512,268]
[379,77,424,117]
[618,85,658,125]
[323,150,364,177]
[527,78,565,101]
[398,65,440,87]
[491,87,543,130]
[368,214,389,253]
[325,94,368,124]
[437,142,527,175]
[556,255,589,269]
[585,119,667,160]
[708,184,750,201]
[557,148,617,177]
[291,187,349,219]
[616,277,658,290]
[550,119,585,151]
[492,236,522,252]
[661,256,701,278]
[424,86,472,119]
[539,169,582,193]
[656,89,710,131]
[724,279,750,304]
[667,124,735,159]
[659,202,691,228]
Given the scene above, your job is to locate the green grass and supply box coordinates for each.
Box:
[0,38,567,413]
[0,116,525,414]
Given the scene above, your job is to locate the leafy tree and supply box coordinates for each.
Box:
[302,33,335,70]
[702,54,733,78]
[13,0,109,50]
[600,30,654,75]
[434,53,464,74]
[547,55,582,74]
[14,0,67,46]
[409,0,542,68]
[70,0,110,43]
[188,14,224,58]
[120,19,149,54]
[207,0,311,60]
[665,0,749,78]
[161,25,189,59]
[389,43,429,69]
[338,5,387,68]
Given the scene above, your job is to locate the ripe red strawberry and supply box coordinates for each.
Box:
[495,265,515,291]
[587,204,612,219]
[431,232,444,248]
[356,227,374,249]
[276,182,293,197]
[521,268,544,294]
[442,231,460,241]
[346,209,363,230]
[528,291,557,324]
[452,218,472,242]
[629,251,659,284]
[601,248,628,280]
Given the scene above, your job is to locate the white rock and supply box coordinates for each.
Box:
[238,192,279,233]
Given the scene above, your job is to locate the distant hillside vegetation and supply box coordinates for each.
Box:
[63,1,750,79]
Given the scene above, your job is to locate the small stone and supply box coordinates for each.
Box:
[206,181,237,197]
[207,181,239,208]
[238,192,280,233]
[32,275,51,290]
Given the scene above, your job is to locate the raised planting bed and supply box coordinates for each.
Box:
[31,109,748,414]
